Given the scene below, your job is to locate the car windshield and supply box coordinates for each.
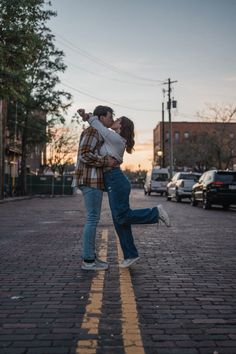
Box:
[152,173,168,181]
[179,174,199,181]
[215,172,236,183]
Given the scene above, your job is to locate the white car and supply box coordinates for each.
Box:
[144,167,170,196]
[167,172,201,202]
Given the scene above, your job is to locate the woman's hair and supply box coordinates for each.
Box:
[120,116,135,154]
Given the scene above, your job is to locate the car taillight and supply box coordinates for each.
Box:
[212,181,224,186]
[208,181,224,188]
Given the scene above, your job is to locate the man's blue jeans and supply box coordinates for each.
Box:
[79,186,103,260]
[104,168,158,260]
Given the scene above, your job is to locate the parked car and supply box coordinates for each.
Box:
[144,167,170,196]
[191,170,236,209]
[167,172,201,202]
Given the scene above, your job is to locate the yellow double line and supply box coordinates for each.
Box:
[76,229,145,354]
[117,237,146,354]
[76,229,108,354]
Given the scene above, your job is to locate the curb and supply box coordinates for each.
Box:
[0,194,76,204]
[0,196,33,204]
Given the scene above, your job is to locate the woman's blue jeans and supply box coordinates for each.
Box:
[79,186,103,260]
[104,168,158,259]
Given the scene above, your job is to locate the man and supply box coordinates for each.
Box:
[75,105,117,271]
[78,109,170,271]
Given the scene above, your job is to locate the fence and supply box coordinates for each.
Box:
[26,175,73,196]
[4,174,143,198]
[4,174,73,197]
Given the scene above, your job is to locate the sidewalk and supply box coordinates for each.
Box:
[0,194,76,204]
[0,196,32,204]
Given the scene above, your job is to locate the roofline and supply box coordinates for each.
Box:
[156,121,236,124]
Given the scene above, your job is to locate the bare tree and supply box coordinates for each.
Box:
[174,132,216,172]
[46,124,80,175]
[197,104,236,169]
[197,103,236,123]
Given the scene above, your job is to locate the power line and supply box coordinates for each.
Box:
[176,112,199,120]
[55,33,165,84]
[60,80,161,113]
[64,59,161,87]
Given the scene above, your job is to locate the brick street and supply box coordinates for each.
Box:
[0,190,236,354]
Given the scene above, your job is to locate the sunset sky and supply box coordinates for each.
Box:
[50,0,236,171]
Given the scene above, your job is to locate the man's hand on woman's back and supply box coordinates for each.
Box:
[107,156,119,167]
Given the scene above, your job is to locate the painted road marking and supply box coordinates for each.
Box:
[117,237,146,354]
[76,229,108,354]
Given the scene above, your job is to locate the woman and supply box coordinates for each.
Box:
[78,109,170,268]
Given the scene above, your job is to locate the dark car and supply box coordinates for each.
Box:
[191,170,236,210]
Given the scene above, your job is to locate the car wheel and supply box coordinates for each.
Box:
[222,204,230,210]
[166,191,171,201]
[203,193,211,210]
[176,192,181,203]
[191,195,198,206]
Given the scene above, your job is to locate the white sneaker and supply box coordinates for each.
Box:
[95,258,108,266]
[81,259,108,271]
[119,257,140,268]
[157,204,171,227]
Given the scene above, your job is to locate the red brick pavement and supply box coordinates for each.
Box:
[0,191,236,354]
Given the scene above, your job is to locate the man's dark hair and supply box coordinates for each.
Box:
[93,105,114,118]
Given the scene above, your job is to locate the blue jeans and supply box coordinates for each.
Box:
[104,168,158,259]
[79,186,103,260]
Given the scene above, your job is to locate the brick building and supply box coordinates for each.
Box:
[3,106,47,196]
[153,121,236,170]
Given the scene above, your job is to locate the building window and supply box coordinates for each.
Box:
[184,132,189,139]
[174,132,180,142]
[229,133,234,139]
[166,132,169,140]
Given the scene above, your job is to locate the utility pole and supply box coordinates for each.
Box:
[161,89,165,168]
[163,78,177,178]
[0,99,3,199]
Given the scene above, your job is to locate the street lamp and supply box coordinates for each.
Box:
[157,150,163,167]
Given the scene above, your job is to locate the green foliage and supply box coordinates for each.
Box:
[0,0,72,193]
[1,0,71,119]
[1,0,47,99]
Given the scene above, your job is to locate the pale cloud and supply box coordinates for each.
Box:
[225,76,236,82]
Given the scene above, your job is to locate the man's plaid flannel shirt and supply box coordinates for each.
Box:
[75,126,109,190]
